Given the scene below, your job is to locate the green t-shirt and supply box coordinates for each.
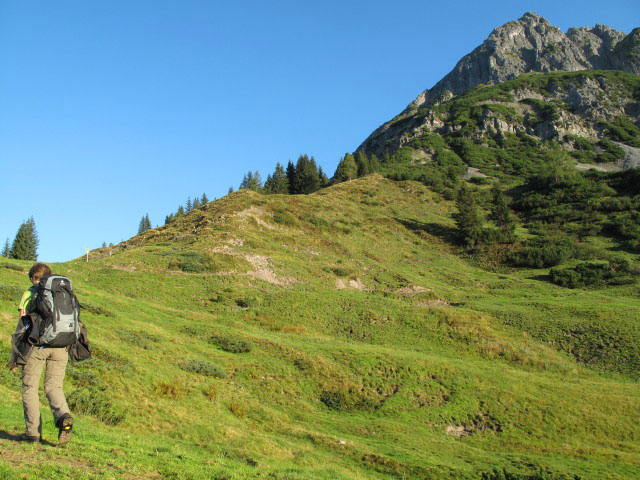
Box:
[18,285,38,312]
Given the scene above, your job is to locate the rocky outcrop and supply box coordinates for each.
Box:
[358,13,639,157]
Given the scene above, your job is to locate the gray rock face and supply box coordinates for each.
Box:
[407,13,634,113]
[358,13,639,156]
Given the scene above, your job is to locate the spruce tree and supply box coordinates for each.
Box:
[186,197,193,212]
[201,193,209,205]
[286,161,297,194]
[144,214,151,231]
[9,217,38,261]
[294,155,320,194]
[2,238,10,257]
[177,205,185,217]
[318,166,330,188]
[192,197,201,209]
[369,154,381,173]
[488,185,516,242]
[228,186,234,194]
[355,151,370,177]
[253,170,263,191]
[333,153,358,183]
[138,216,146,234]
[453,184,483,248]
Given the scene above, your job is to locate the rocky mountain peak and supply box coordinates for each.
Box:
[400,13,634,114]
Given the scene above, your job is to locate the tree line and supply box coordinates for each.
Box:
[238,151,381,195]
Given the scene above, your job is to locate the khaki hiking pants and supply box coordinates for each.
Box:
[22,347,71,437]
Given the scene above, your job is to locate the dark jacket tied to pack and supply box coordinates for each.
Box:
[11,274,92,366]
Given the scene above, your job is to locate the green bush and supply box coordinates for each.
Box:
[273,209,296,226]
[179,359,226,378]
[507,236,576,268]
[0,263,24,272]
[67,387,126,425]
[0,284,22,302]
[208,334,252,353]
[168,251,214,273]
[550,260,636,288]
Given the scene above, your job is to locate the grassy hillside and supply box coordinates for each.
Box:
[0,175,638,479]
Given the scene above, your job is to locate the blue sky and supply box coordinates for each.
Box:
[1,0,638,262]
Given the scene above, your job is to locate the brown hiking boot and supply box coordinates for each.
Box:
[57,414,73,445]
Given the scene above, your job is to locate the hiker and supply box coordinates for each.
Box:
[9,263,74,445]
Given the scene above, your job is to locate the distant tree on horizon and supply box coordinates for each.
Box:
[228,186,234,194]
[263,163,289,194]
[201,193,209,205]
[192,197,201,209]
[138,214,151,234]
[239,171,263,191]
[186,197,193,212]
[9,217,38,261]
[1,238,10,257]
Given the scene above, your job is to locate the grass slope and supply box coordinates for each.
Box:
[0,175,638,479]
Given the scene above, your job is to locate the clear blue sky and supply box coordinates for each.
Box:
[1,0,638,262]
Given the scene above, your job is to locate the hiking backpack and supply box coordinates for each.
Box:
[34,274,81,347]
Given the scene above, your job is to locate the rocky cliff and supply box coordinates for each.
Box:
[358,13,640,159]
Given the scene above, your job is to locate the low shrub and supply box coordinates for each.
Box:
[273,209,296,226]
[507,236,576,268]
[0,284,22,302]
[208,334,252,353]
[79,302,115,317]
[550,259,636,288]
[154,381,183,399]
[228,401,248,418]
[179,359,226,378]
[67,387,126,425]
[168,251,214,273]
[0,263,24,272]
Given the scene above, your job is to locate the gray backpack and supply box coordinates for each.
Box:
[34,275,80,347]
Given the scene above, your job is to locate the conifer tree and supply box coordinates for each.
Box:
[294,155,320,194]
[253,171,263,191]
[201,193,208,205]
[318,166,330,188]
[265,162,291,194]
[9,217,38,261]
[192,197,201,209]
[333,153,358,183]
[369,154,381,173]
[177,205,185,217]
[454,184,483,248]
[239,171,253,190]
[228,186,234,194]
[489,185,516,242]
[186,197,192,212]
[2,238,10,257]
[144,214,151,231]
[286,161,297,194]
[355,151,370,177]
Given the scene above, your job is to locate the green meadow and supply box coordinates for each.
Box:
[0,175,638,479]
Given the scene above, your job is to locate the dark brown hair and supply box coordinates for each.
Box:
[28,263,51,283]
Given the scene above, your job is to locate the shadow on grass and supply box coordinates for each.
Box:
[528,274,552,283]
[395,218,458,244]
[0,429,57,447]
